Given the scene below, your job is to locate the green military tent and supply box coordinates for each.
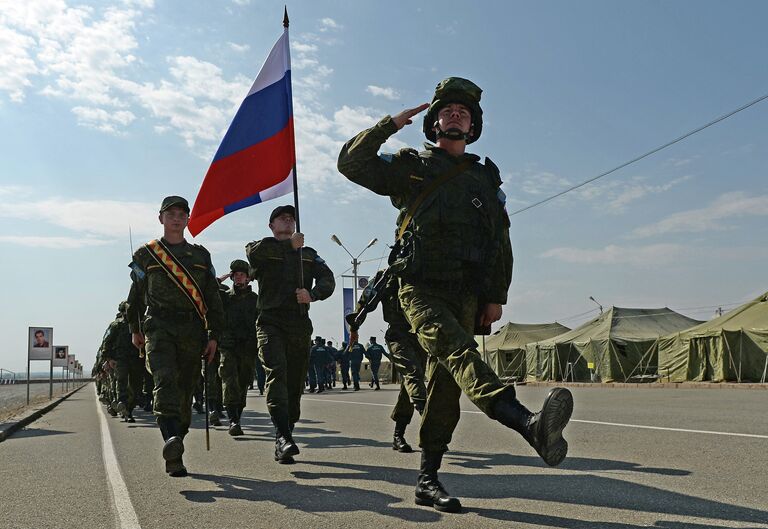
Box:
[477,322,570,381]
[657,291,768,382]
[525,307,702,383]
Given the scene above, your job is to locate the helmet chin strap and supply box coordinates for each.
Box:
[433,121,472,142]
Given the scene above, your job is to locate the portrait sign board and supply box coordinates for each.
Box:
[28,327,53,361]
[52,346,68,367]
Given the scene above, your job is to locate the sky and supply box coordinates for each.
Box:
[1,0,767,374]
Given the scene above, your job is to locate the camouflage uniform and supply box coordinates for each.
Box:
[338,78,573,513]
[100,303,145,421]
[246,226,334,462]
[127,197,224,477]
[218,260,259,434]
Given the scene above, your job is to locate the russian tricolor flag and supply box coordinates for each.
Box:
[189,27,295,236]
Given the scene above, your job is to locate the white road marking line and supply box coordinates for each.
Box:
[95,391,142,529]
[302,397,768,440]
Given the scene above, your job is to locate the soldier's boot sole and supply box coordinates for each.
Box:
[162,436,185,463]
[534,388,573,467]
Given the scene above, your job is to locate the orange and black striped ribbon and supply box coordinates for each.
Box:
[145,239,208,325]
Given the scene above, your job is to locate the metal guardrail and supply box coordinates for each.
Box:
[0,368,17,384]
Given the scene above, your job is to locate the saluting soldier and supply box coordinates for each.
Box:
[338,78,574,512]
[127,196,224,477]
[218,259,259,436]
[246,205,335,464]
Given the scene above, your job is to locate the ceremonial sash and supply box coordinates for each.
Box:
[145,239,208,326]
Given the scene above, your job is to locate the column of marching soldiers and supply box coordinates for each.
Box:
[87,77,576,514]
[92,316,387,430]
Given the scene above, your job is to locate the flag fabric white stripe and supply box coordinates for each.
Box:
[259,169,294,202]
[247,29,291,97]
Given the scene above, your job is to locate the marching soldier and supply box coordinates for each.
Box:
[338,77,574,512]
[127,196,224,477]
[246,205,335,464]
[218,259,259,436]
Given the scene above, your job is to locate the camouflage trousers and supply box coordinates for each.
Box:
[398,281,514,452]
[115,353,146,412]
[386,323,428,425]
[144,319,207,438]
[257,317,311,427]
[219,349,255,410]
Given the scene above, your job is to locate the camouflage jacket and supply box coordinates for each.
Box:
[220,284,259,354]
[99,314,136,361]
[338,116,513,304]
[126,238,225,341]
[245,237,335,317]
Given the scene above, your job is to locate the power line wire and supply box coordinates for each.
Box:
[509,91,768,217]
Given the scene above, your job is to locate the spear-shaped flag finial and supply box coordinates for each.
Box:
[283,6,289,28]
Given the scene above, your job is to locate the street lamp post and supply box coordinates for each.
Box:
[589,296,604,315]
[331,234,378,307]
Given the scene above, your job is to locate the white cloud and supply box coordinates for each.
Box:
[606,175,692,213]
[0,187,159,240]
[227,42,250,53]
[320,18,340,31]
[0,235,112,249]
[71,105,136,133]
[631,191,768,239]
[540,243,690,266]
[366,85,399,100]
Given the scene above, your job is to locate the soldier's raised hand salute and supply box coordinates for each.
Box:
[392,103,429,130]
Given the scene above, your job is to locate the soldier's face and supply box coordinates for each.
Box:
[159,206,189,231]
[232,271,248,286]
[436,103,473,135]
[269,213,295,238]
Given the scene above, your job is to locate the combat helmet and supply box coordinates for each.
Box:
[230,259,249,274]
[423,77,483,144]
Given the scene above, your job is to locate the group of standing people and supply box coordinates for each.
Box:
[307,336,386,393]
[112,76,574,513]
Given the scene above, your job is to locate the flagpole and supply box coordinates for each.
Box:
[284,7,306,302]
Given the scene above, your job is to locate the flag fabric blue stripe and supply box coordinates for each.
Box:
[222,192,264,214]
[212,72,293,163]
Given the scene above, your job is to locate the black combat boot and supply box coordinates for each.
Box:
[493,387,573,467]
[273,416,299,464]
[157,417,186,477]
[393,421,413,453]
[414,450,461,513]
[227,406,243,436]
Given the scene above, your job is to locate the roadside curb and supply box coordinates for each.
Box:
[0,383,89,442]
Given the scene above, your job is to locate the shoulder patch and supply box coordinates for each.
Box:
[129,261,145,280]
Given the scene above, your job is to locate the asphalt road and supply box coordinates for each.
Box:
[1,383,766,529]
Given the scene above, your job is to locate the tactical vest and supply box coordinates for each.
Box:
[397,151,505,290]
